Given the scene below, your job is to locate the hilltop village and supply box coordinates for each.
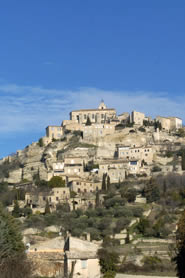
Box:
[0,101,184,211]
[1,101,185,277]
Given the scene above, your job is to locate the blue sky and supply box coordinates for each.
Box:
[0,0,185,157]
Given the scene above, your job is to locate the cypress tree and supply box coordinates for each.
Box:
[107,175,111,191]
[12,200,21,218]
[85,116,92,126]
[45,200,51,214]
[95,191,100,208]
[182,150,185,170]
[102,173,107,191]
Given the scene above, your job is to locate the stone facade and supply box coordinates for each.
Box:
[69,179,101,193]
[82,123,115,140]
[27,237,100,278]
[156,116,182,131]
[46,125,63,139]
[99,160,126,182]
[25,187,70,211]
[131,111,145,125]
[118,145,153,164]
[70,101,116,124]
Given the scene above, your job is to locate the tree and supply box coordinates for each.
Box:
[181,150,185,171]
[0,205,32,278]
[48,176,65,188]
[107,175,111,191]
[45,200,51,214]
[38,137,44,147]
[174,209,185,277]
[102,173,107,191]
[85,116,92,126]
[12,200,21,218]
[98,248,119,278]
[177,128,185,138]
[143,179,160,203]
[95,191,100,208]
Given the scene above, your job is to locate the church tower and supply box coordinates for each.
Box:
[98,99,107,110]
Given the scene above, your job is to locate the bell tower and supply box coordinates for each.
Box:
[98,99,107,110]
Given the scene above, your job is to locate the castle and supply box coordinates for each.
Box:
[45,100,182,142]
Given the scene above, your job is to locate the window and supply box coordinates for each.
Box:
[81,260,87,269]
[92,114,95,119]
[57,127,61,131]
[51,127,54,131]
[63,191,66,194]
[56,197,59,201]
[101,114,104,119]
[84,114,87,119]
[43,197,45,201]
[78,188,81,193]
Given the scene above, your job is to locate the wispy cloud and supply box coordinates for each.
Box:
[0,83,184,135]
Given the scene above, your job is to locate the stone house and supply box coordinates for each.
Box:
[168,117,182,130]
[62,120,84,132]
[99,160,126,182]
[69,194,97,210]
[130,111,145,125]
[128,160,141,174]
[27,236,100,278]
[82,123,115,140]
[64,157,84,176]
[70,101,116,124]
[46,125,63,140]
[156,116,182,131]
[25,187,70,212]
[117,145,153,164]
[117,112,130,123]
[69,179,102,193]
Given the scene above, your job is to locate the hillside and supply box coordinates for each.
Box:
[0,102,185,277]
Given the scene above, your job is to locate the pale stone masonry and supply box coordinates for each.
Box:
[117,145,153,164]
[69,100,116,124]
[131,111,145,125]
[156,116,182,131]
[69,179,102,193]
[25,187,70,211]
[46,125,63,140]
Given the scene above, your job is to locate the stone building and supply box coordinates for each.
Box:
[25,187,70,212]
[117,112,130,123]
[69,179,102,193]
[130,111,145,125]
[168,117,182,130]
[82,123,115,140]
[64,157,84,176]
[70,100,116,124]
[117,145,153,164]
[46,125,63,140]
[27,237,100,278]
[156,116,182,131]
[99,160,126,182]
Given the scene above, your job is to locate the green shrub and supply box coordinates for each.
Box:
[48,176,65,188]
[38,138,44,147]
